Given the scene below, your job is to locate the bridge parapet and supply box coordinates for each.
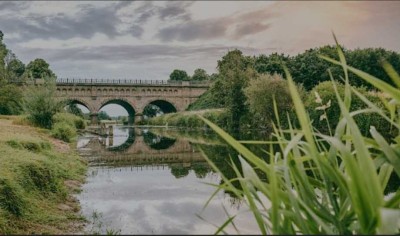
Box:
[56,78,210,87]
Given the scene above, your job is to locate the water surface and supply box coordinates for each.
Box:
[76,126,263,234]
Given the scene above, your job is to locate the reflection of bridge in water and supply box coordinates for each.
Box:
[80,128,207,167]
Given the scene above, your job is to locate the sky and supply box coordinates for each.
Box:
[1,1,400,115]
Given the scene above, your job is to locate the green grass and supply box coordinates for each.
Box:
[199,37,400,235]
[0,117,87,234]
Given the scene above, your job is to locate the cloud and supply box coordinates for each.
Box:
[0,1,30,12]
[158,2,194,21]
[0,2,138,41]
[233,22,271,39]
[20,44,269,62]
[156,18,230,42]
[155,7,274,42]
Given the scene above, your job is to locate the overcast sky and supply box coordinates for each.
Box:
[1,1,400,81]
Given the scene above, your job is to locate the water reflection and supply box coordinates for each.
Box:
[76,125,260,235]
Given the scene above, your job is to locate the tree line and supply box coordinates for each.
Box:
[188,46,400,136]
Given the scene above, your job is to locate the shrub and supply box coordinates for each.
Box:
[51,121,77,142]
[0,179,26,217]
[23,82,64,129]
[0,84,23,115]
[306,81,395,137]
[53,112,86,130]
[23,163,62,193]
[245,73,305,129]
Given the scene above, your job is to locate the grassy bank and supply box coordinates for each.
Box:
[0,116,87,234]
[140,109,228,129]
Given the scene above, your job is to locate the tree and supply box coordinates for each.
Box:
[65,102,84,118]
[7,59,25,80]
[254,53,290,76]
[346,48,400,88]
[97,111,111,120]
[289,45,343,90]
[0,31,7,82]
[0,84,23,115]
[23,81,64,128]
[25,58,56,80]
[217,49,257,129]
[191,68,209,81]
[143,104,162,118]
[169,69,189,81]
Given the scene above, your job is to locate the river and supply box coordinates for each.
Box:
[76,125,265,234]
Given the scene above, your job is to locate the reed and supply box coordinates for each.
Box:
[199,36,400,235]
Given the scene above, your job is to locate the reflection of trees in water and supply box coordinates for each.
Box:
[168,162,212,179]
[143,131,176,150]
[170,164,190,178]
[196,143,270,200]
[192,163,210,179]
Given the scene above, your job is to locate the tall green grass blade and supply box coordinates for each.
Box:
[214,215,237,235]
[370,126,400,177]
[320,56,400,101]
[332,33,351,111]
[198,115,270,173]
[382,60,400,88]
[378,163,394,192]
[351,88,400,129]
[283,67,319,156]
[384,190,400,208]
[332,81,383,233]
[231,157,268,234]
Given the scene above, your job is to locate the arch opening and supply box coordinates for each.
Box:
[143,100,177,119]
[64,99,91,119]
[99,99,136,125]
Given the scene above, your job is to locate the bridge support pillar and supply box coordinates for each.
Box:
[90,113,99,125]
[134,113,143,124]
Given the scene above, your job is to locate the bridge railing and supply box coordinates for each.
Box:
[56,78,211,86]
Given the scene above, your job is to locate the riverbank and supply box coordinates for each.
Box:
[139,108,228,129]
[0,116,87,234]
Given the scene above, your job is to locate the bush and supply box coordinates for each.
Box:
[0,84,23,115]
[0,179,26,217]
[53,112,86,130]
[23,163,62,193]
[23,83,63,129]
[244,73,305,129]
[51,121,77,142]
[305,81,395,137]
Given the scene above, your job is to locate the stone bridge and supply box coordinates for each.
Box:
[55,78,210,124]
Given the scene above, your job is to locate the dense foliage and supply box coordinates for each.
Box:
[244,73,304,130]
[305,81,395,137]
[200,42,400,234]
[0,31,57,116]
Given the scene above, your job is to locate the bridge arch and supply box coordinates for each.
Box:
[98,98,137,125]
[63,98,93,113]
[146,99,178,114]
